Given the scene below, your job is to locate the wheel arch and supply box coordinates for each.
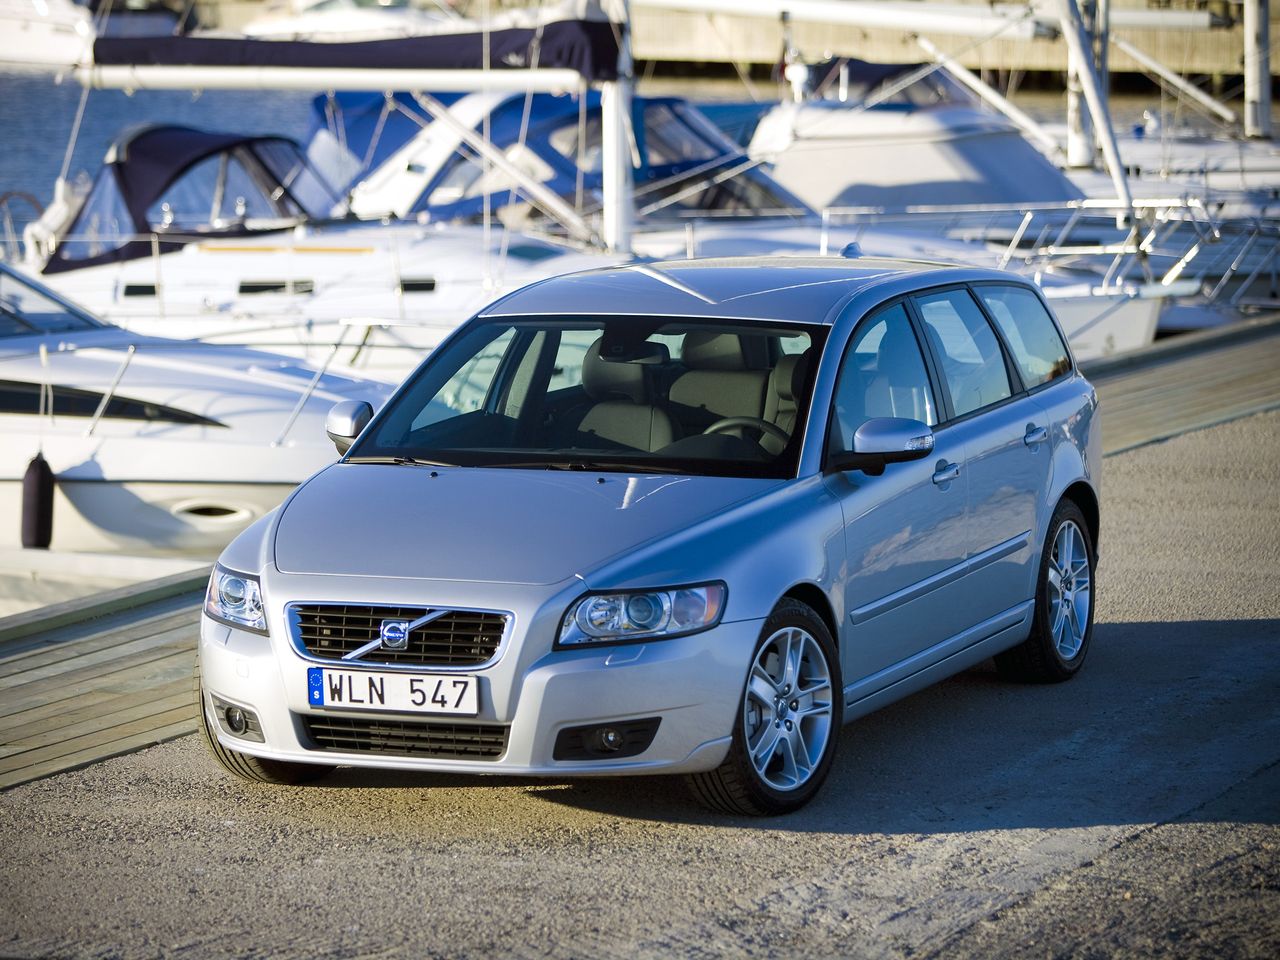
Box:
[780,582,840,654]
[1060,480,1100,557]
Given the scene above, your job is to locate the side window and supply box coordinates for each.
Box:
[829,303,936,454]
[914,289,1012,418]
[976,285,1071,389]
[410,327,517,429]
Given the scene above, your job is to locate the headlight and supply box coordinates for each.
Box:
[204,565,267,634]
[558,583,726,647]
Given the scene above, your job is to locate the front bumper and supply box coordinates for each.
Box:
[198,611,761,777]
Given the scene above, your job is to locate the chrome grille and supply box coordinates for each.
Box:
[290,604,507,668]
[301,715,508,760]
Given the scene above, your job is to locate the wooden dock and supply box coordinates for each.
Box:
[2,317,1278,791]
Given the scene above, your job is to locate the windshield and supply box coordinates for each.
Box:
[0,266,102,338]
[352,315,826,479]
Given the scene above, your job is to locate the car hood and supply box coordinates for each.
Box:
[272,463,780,585]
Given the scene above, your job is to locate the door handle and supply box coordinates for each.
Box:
[1024,425,1048,447]
[932,461,961,485]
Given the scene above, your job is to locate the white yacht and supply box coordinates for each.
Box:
[240,0,454,41]
[0,261,390,555]
[0,0,92,69]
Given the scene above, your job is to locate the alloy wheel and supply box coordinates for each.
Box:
[742,626,834,791]
[1047,519,1091,660]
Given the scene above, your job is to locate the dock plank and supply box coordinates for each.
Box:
[0,718,197,791]
[0,705,198,780]
[0,692,194,762]
[0,609,199,679]
[0,650,195,720]
[0,627,199,692]
[1,684,193,745]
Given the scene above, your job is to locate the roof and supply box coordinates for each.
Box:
[480,256,1014,324]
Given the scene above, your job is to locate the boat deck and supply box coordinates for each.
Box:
[2,317,1279,790]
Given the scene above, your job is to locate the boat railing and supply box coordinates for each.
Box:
[820,198,1280,310]
[10,335,356,448]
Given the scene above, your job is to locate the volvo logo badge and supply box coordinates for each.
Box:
[379,620,410,650]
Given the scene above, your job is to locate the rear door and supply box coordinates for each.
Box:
[910,286,1050,630]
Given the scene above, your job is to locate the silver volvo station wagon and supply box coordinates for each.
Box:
[199,257,1100,815]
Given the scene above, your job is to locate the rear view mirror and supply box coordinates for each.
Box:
[326,400,373,455]
[827,417,934,475]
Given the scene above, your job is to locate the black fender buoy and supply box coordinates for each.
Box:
[21,453,55,549]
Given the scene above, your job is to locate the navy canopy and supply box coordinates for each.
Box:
[45,125,337,273]
[93,16,620,80]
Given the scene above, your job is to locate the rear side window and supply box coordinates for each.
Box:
[914,288,1012,418]
[976,285,1071,389]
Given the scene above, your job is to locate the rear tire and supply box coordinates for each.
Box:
[193,658,331,785]
[687,598,842,816]
[995,499,1095,684]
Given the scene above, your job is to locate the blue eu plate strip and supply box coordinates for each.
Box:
[307,667,325,705]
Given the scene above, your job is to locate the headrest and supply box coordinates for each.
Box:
[877,321,919,359]
[877,323,924,387]
[582,338,665,403]
[681,332,747,371]
[774,349,812,403]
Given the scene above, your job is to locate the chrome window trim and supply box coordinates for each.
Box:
[285,601,514,673]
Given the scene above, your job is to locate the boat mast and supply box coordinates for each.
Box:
[601,0,635,254]
[1064,1,1097,168]
[1244,0,1273,139]
[1058,0,1132,212]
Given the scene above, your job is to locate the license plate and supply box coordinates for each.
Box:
[306,667,478,716]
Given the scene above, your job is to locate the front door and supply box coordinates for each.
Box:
[825,302,969,694]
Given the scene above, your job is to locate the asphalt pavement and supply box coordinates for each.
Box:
[1,410,1277,960]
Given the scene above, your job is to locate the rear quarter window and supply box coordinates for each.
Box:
[976,285,1071,389]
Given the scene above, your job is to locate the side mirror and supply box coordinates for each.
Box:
[827,417,935,475]
[326,400,373,455]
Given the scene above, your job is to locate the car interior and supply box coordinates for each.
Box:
[367,320,823,473]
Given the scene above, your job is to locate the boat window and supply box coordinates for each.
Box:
[975,285,1071,388]
[0,380,222,426]
[59,168,133,262]
[548,115,603,173]
[253,139,343,218]
[644,103,722,166]
[146,151,292,232]
[356,315,826,479]
[636,166,808,220]
[0,268,101,336]
[427,144,556,206]
[914,289,1012,418]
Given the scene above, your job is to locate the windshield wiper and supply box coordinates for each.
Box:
[480,459,688,475]
[346,455,459,467]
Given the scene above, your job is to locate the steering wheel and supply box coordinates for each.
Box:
[703,416,790,445]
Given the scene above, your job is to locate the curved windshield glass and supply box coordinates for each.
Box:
[0,265,102,337]
[352,316,826,479]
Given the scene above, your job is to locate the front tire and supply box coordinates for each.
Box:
[193,659,332,785]
[687,598,842,815]
[995,499,1095,683]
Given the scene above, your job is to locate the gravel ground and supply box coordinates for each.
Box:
[1,410,1278,960]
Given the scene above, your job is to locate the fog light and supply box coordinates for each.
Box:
[552,718,661,761]
[211,695,265,743]
[224,707,247,735]
[594,727,625,752]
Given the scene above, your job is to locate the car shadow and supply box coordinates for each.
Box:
[313,618,1280,835]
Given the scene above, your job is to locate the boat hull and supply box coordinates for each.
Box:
[0,478,296,556]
